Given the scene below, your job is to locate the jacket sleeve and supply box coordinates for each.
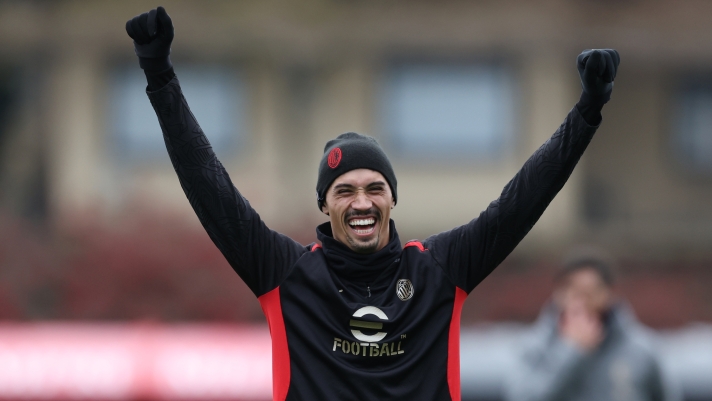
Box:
[146,76,307,297]
[424,106,598,292]
[646,350,683,401]
[503,335,591,401]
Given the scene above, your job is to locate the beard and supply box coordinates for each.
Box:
[346,235,380,254]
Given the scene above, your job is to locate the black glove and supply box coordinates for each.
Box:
[575,49,620,125]
[577,49,620,104]
[125,6,174,72]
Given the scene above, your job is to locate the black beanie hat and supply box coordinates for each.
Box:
[316,132,397,211]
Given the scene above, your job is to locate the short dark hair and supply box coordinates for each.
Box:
[556,247,616,287]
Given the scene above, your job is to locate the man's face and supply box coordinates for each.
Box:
[554,267,614,315]
[322,169,395,254]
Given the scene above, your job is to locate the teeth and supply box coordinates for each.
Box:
[349,218,375,227]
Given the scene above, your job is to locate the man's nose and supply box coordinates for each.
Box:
[351,190,372,209]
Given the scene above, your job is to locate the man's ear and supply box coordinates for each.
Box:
[321,203,329,216]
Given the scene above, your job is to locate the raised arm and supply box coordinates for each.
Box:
[125,7,306,296]
[425,50,620,293]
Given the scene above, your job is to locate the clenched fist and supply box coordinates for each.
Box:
[577,49,620,104]
[125,6,174,71]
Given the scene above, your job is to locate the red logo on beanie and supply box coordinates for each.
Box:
[328,147,342,169]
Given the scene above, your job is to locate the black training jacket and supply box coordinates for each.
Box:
[147,76,598,401]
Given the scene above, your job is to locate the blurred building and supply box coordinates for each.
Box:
[1,2,712,400]
[0,0,711,325]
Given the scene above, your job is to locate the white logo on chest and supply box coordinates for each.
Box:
[349,306,388,343]
[396,279,414,301]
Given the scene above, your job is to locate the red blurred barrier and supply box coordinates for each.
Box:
[0,323,272,400]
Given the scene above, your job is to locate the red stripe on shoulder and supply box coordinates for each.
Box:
[258,287,290,401]
[448,287,467,401]
[404,240,426,251]
[311,243,322,252]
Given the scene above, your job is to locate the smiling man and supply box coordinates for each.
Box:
[126,7,619,401]
[316,134,398,254]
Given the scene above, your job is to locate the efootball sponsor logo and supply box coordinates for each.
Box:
[332,306,405,357]
[350,306,387,342]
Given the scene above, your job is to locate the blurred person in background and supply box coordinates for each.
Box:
[125,6,619,401]
[504,250,680,401]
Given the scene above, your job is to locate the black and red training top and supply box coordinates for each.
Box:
[146,76,598,401]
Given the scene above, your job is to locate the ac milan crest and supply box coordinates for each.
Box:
[396,279,414,301]
[328,147,342,169]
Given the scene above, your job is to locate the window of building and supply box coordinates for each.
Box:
[380,62,517,162]
[672,81,712,174]
[109,65,246,162]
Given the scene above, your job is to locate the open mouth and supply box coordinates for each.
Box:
[348,217,377,236]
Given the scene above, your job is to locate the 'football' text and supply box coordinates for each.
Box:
[332,337,405,357]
